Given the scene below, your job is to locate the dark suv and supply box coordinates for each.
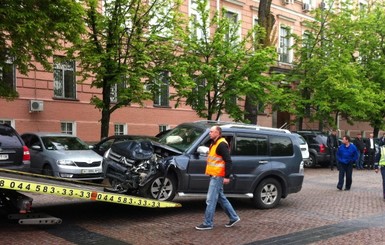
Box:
[0,123,30,170]
[103,121,304,209]
[295,131,330,168]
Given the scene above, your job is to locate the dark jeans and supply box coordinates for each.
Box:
[329,148,337,169]
[367,149,375,169]
[337,162,353,190]
[381,167,385,199]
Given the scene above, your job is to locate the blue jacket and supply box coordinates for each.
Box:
[337,143,358,164]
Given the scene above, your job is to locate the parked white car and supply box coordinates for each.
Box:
[293,133,310,166]
[21,132,103,181]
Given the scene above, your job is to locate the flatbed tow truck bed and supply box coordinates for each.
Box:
[0,169,181,225]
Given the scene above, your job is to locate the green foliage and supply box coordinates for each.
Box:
[170,0,281,121]
[0,0,85,99]
[74,0,183,137]
[289,0,383,130]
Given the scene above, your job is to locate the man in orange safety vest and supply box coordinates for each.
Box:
[195,126,240,230]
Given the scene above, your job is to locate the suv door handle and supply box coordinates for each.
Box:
[259,160,269,164]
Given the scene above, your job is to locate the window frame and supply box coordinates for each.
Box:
[53,56,76,99]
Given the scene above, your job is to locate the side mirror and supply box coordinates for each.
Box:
[197,146,209,156]
[31,145,42,151]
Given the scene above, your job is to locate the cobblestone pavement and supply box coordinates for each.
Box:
[0,168,385,245]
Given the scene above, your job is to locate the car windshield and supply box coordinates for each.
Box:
[158,125,205,152]
[42,136,89,150]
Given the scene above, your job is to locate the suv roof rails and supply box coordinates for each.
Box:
[221,124,291,134]
[192,120,291,134]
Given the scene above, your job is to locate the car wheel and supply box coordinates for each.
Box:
[141,173,176,201]
[305,154,317,168]
[42,164,54,176]
[252,178,282,209]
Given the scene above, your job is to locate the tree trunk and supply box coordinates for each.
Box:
[244,0,274,124]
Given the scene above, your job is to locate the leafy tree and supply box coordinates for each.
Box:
[355,1,385,136]
[72,0,182,138]
[170,0,283,122]
[0,0,85,99]
[289,0,380,131]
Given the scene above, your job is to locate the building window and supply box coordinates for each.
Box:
[224,10,241,43]
[110,78,127,103]
[159,125,169,133]
[190,0,208,40]
[279,26,292,63]
[153,71,169,107]
[0,56,15,92]
[54,56,76,99]
[0,119,13,127]
[114,124,126,135]
[61,121,75,135]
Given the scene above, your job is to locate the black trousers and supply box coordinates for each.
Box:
[367,149,375,169]
[329,148,337,169]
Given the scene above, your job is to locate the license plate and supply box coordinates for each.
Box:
[0,154,9,160]
[81,169,101,174]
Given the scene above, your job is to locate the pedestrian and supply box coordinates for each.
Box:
[364,133,376,169]
[327,129,340,171]
[374,145,385,200]
[353,133,365,170]
[379,133,385,146]
[195,126,240,230]
[336,135,358,191]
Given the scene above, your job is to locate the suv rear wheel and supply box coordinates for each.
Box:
[252,178,282,209]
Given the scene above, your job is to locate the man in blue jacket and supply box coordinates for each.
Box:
[336,135,358,191]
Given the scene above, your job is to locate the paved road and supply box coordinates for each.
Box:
[0,168,385,245]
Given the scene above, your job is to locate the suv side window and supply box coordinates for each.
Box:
[233,135,268,156]
[270,135,293,156]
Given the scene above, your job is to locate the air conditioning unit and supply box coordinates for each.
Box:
[303,3,311,12]
[29,100,44,112]
[283,0,294,4]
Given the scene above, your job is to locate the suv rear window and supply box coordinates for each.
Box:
[0,124,20,147]
[270,135,294,156]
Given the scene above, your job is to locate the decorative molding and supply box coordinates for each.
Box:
[223,0,245,7]
[277,14,296,23]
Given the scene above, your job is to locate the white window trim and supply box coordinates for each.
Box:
[61,121,76,136]
[278,24,293,64]
[224,7,242,41]
[114,123,127,135]
[0,119,15,128]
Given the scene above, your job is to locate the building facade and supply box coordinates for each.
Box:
[0,0,375,142]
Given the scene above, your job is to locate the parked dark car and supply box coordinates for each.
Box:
[92,135,158,156]
[0,123,30,170]
[103,121,304,209]
[294,131,330,168]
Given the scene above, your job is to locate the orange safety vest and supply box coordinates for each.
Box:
[205,138,228,177]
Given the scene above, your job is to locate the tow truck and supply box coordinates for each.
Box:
[0,168,181,225]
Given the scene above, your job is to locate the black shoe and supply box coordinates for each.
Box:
[225,218,240,228]
[344,188,350,191]
[195,224,213,230]
[337,187,342,190]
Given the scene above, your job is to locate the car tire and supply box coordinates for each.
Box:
[305,154,317,168]
[141,173,177,201]
[252,178,282,209]
[42,164,54,176]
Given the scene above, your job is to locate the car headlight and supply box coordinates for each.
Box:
[57,159,76,166]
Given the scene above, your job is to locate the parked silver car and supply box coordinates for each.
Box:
[21,132,103,181]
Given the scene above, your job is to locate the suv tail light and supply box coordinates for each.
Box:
[319,144,327,153]
[23,146,30,161]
